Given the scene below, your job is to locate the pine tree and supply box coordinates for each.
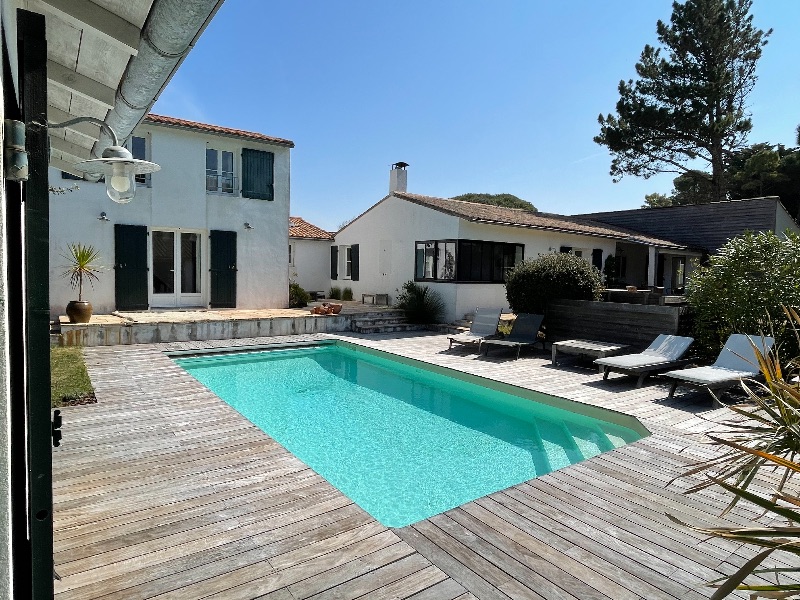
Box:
[595,0,771,202]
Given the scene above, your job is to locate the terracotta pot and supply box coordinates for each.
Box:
[329,303,343,314]
[66,300,93,324]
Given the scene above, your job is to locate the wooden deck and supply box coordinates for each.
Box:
[53,332,795,599]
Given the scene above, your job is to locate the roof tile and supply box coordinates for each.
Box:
[392,192,687,249]
[144,114,294,147]
[289,217,334,240]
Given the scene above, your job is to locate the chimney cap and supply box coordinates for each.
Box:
[392,161,409,170]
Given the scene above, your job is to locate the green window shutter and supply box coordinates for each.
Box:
[242,148,274,200]
[350,244,359,281]
[331,246,338,280]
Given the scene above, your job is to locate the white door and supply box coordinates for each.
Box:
[380,239,392,292]
[151,229,203,308]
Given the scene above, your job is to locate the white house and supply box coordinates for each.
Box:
[49,114,294,317]
[332,164,690,322]
[289,216,333,296]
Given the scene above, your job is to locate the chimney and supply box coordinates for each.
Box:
[389,162,408,193]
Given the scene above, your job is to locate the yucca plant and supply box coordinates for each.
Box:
[394,281,445,324]
[670,306,800,598]
[61,243,102,301]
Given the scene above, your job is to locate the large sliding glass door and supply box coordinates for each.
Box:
[151,229,203,307]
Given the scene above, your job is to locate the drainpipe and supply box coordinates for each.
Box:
[93,0,225,155]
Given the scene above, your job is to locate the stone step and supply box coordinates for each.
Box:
[352,323,427,334]
[350,317,410,328]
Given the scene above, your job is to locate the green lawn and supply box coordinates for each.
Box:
[50,346,93,408]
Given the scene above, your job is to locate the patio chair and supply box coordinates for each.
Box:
[594,334,694,388]
[448,307,502,351]
[481,313,545,359]
[663,333,775,400]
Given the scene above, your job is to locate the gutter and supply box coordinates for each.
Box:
[93,0,226,155]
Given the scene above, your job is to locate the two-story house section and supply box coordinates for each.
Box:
[48,114,294,317]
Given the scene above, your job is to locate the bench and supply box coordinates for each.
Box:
[362,293,389,306]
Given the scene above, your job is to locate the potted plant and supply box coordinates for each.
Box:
[61,243,102,323]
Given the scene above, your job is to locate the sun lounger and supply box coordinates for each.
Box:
[663,333,775,400]
[448,307,502,351]
[481,313,545,359]
[594,334,694,387]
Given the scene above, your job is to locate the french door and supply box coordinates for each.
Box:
[151,229,203,307]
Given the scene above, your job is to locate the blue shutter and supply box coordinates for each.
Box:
[242,149,274,200]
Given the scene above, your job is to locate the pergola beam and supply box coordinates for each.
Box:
[35,0,141,54]
[48,136,93,160]
[47,105,101,140]
[47,60,116,108]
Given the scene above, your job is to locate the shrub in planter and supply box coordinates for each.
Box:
[342,287,353,301]
[686,230,800,360]
[395,281,445,324]
[505,253,602,315]
[289,282,311,308]
[329,286,342,300]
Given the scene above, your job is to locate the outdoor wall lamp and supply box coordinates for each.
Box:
[97,211,110,222]
[244,222,254,230]
[47,117,160,204]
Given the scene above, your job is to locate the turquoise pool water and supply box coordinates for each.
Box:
[176,343,646,527]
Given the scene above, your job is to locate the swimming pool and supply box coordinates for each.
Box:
[175,341,648,528]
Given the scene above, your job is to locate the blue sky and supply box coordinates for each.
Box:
[153,0,800,231]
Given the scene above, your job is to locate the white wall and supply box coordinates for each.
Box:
[333,195,619,322]
[776,203,800,237]
[333,196,460,313]
[291,238,331,294]
[49,122,290,316]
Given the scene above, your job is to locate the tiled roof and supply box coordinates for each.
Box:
[289,217,334,240]
[144,114,295,147]
[392,192,688,249]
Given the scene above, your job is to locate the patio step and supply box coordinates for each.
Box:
[350,313,426,334]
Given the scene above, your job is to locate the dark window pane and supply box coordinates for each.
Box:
[437,242,456,280]
[181,233,200,293]
[415,243,425,279]
[152,231,175,294]
[206,148,218,191]
[131,136,146,159]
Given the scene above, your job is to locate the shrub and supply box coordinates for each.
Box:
[329,286,342,300]
[686,230,800,360]
[395,281,445,324]
[342,287,353,301]
[505,253,602,315]
[289,282,311,308]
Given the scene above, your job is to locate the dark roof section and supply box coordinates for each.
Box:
[289,217,334,240]
[392,192,687,249]
[573,196,788,254]
[144,114,295,147]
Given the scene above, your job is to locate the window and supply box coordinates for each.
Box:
[206,148,235,194]
[415,240,523,282]
[241,148,274,200]
[288,243,294,266]
[61,171,82,180]
[345,246,352,278]
[130,136,149,185]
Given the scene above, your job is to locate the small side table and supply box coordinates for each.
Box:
[551,339,630,371]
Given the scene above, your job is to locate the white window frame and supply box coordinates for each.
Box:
[206,147,237,195]
[128,134,151,187]
[339,245,352,280]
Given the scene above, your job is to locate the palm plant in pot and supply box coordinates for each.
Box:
[61,243,102,323]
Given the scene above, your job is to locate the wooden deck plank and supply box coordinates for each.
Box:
[51,332,798,600]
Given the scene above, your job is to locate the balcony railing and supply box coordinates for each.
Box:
[206,173,238,195]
